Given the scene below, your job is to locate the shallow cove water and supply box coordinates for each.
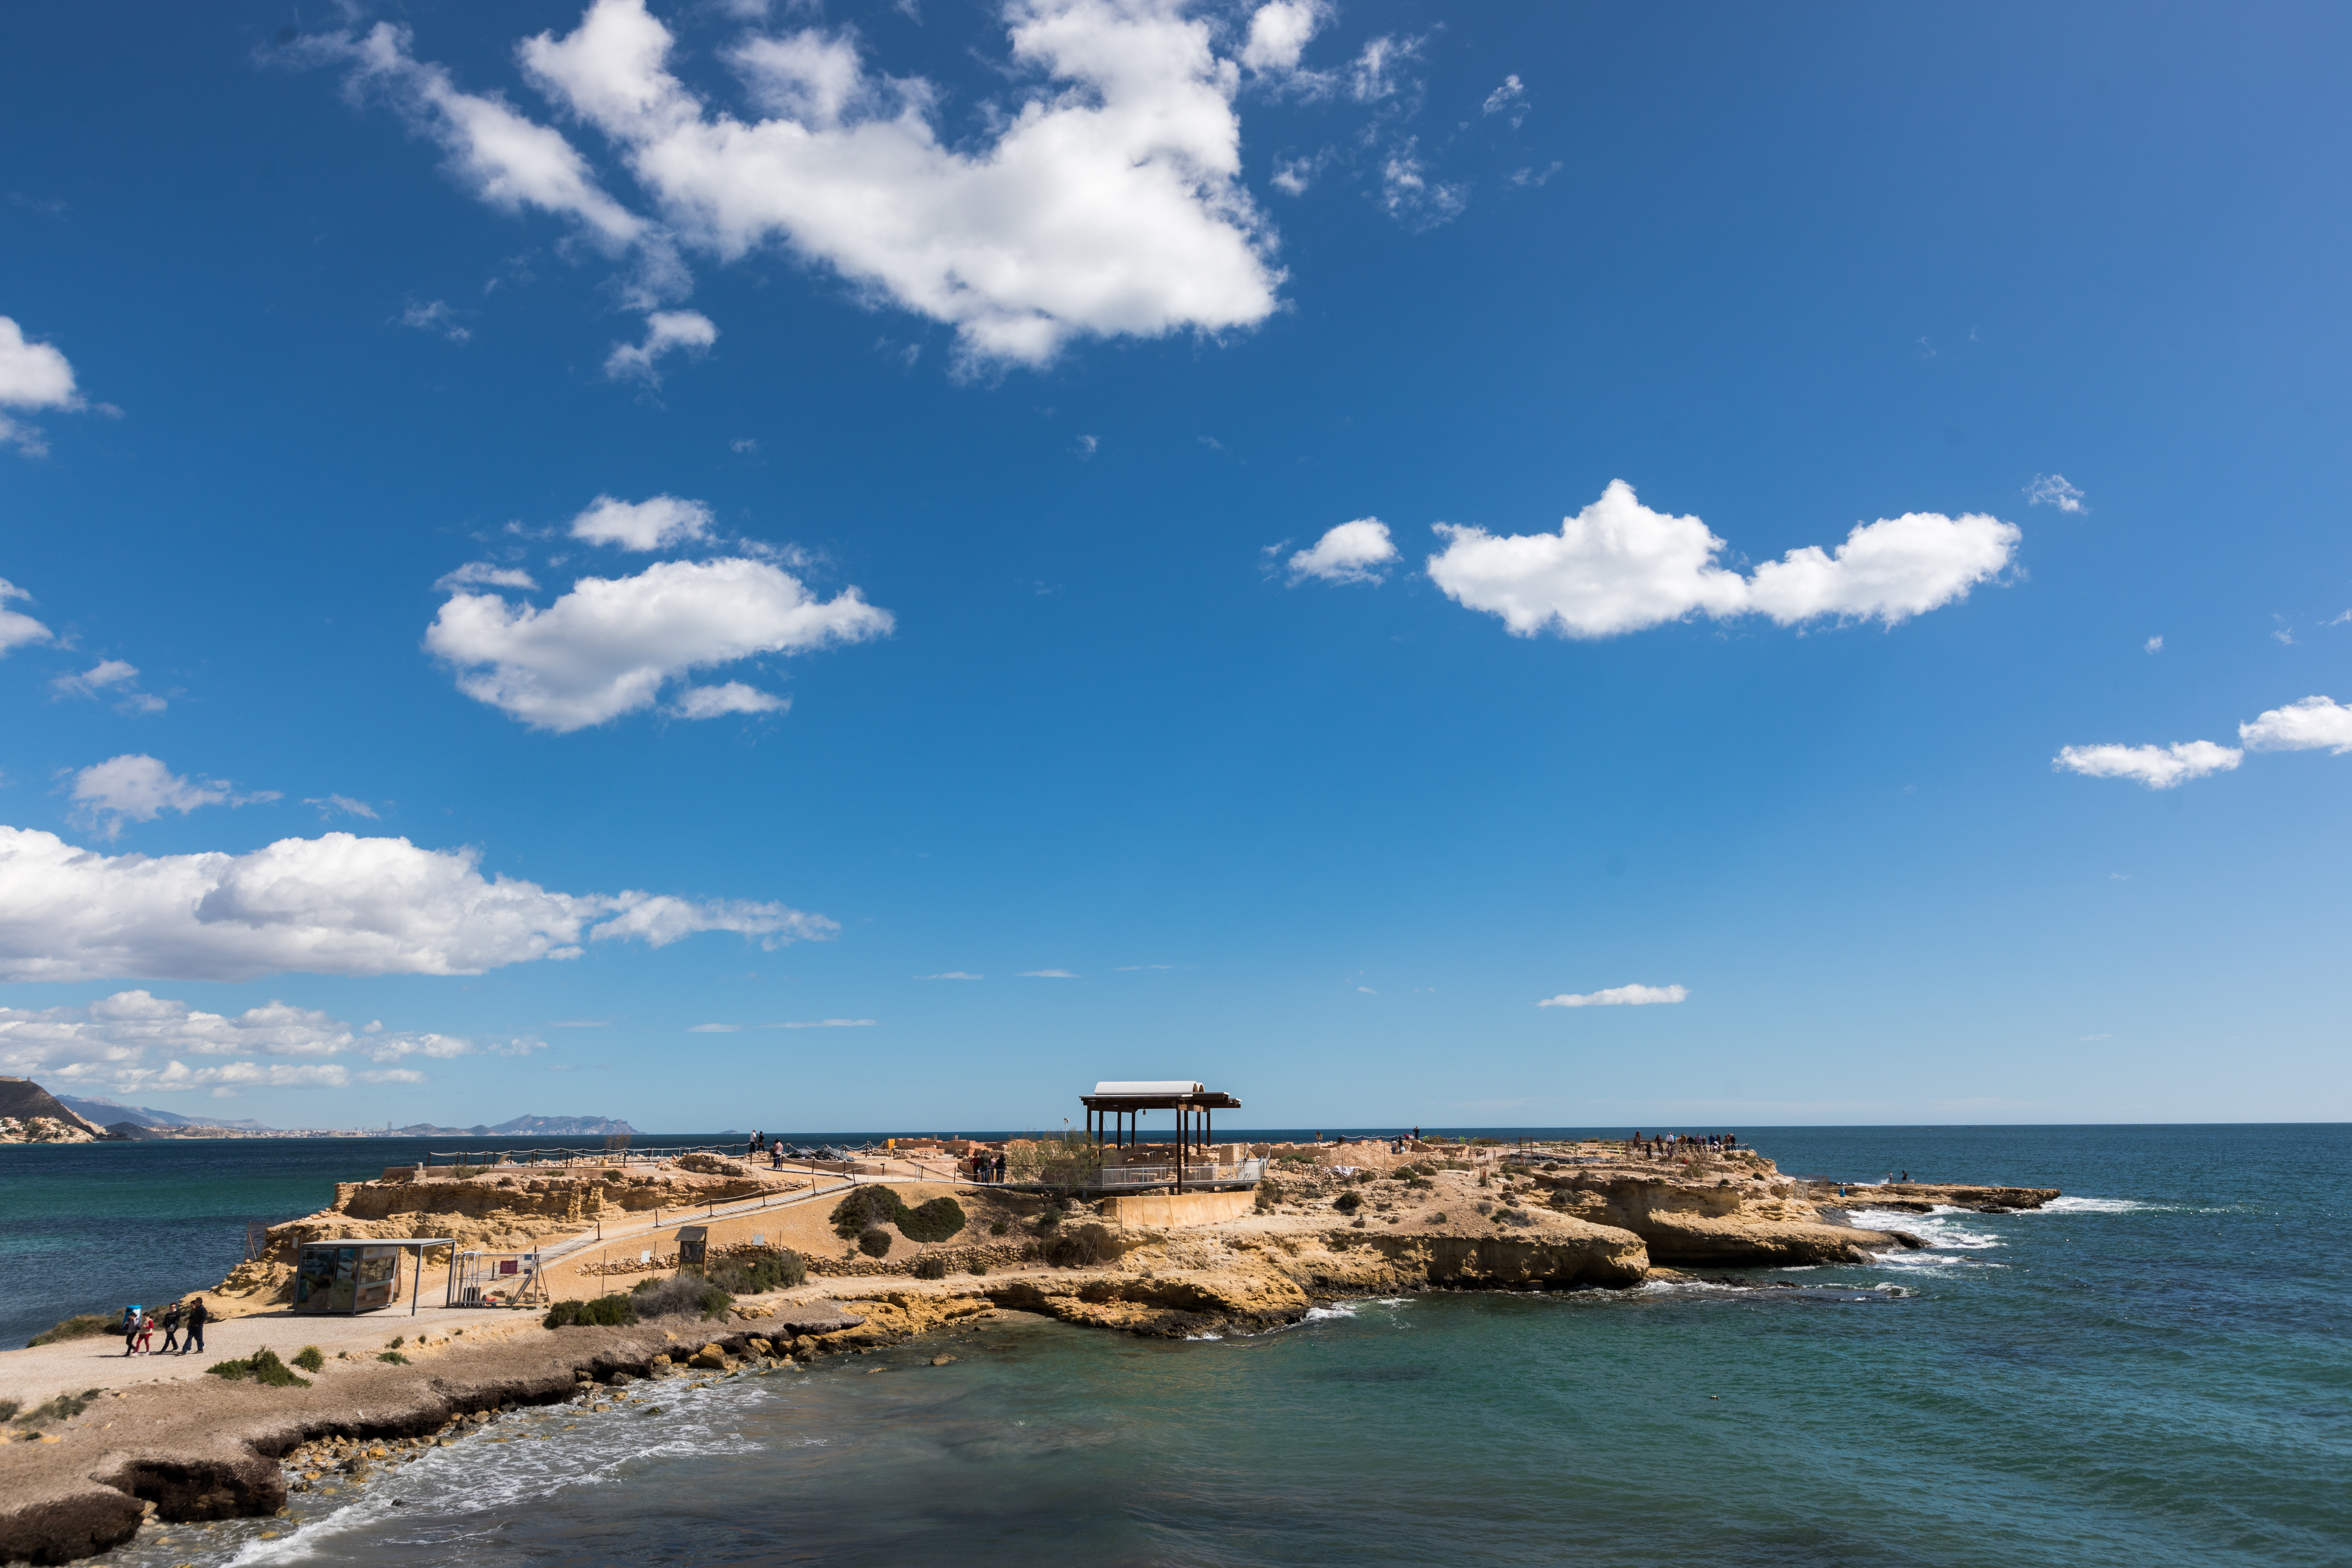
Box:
[45,1124,2352,1566]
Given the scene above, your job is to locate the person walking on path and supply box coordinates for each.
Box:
[159,1301,183,1355]
[121,1304,142,1357]
[134,1312,156,1355]
[183,1297,208,1356]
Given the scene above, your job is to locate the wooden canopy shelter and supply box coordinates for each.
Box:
[1080,1080,1242,1190]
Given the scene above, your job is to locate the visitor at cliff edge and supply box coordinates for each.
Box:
[994,1152,1007,1183]
[183,1297,208,1355]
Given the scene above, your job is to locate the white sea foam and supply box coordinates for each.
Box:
[230,1380,773,1563]
[2036,1196,2149,1214]
[1844,1206,2004,1250]
[1303,1304,1358,1321]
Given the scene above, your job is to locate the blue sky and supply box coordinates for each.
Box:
[2,1,2347,1132]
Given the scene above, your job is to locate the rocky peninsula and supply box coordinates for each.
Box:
[0,1137,2057,1564]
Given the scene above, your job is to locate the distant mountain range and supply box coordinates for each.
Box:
[390,1114,635,1136]
[55,1093,273,1132]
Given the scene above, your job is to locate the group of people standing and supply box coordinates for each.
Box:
[965,1149,1007,1183]
[118,1297,206,1357]
[1628,1131,1740,1159]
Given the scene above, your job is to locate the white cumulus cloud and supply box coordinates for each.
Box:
[2239,695,2352,754]
[0,578,53,654]
[318,23,649,247]
[1287,518,1397,584]
[0,824,834,983]
[0,315,83,455]
[512,0,1282,366]
[2053,740,2242,790]
[1538,983,1688,1008]
[1240,0,1327,74]
[69,755,276,839]
[0,988,541,1094]
[1018,968,1079,978]
[605,309,718,382]
[569,493,714,550]
[1426,480,2018,639]
[425,555,891,732]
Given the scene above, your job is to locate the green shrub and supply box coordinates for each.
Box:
[293,1345,326,1373]
[830,1185,908,1239]
[913,1256,947,1280]
[1430,1212,1448,1223]
[1332,1191,1362,1213]
[968,1262,989,1276]
[546,1293,638,1329]
[0,1401,17,1423]
[988,1221,1008,1236]
[1043,1223,1120,1268]
[1003,1129,1102,1194]
[899,1197,967,1243]
[1035,1205,1064,1231]
[388,1335,405,1349]
[208,1348,311,1388]
[858,1228,893,1258]
[377,1351,410,1365]
[630,1276,733,1320]
[710,1250,806,1295]
[26,1314,114,1349]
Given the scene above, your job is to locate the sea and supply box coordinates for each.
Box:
[3,1123,2345,1567]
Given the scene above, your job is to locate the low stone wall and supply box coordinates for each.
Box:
[1102,1190,1255,1228]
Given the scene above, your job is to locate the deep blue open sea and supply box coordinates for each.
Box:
[7,1124,2347,1567]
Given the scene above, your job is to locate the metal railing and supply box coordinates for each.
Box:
[1095,1158,1266,1190]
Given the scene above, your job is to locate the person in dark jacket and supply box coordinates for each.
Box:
[121,1304,142,1357]
[182,1297,208,1356]
[159,1301,184,1354]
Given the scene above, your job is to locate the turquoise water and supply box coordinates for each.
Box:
[17,1125,2350,1566]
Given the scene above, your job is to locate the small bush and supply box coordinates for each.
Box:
[988,1221,1008,1236]
[0,1400,17,1423]
[1332,1191,1363,1214]
[1430,1212,1448,1224]
[913,1256,947,1280]
[26,1314,114,1349]
[830,1185,907,1239]
[710,1250,806,1295]
[858,1228,893,1259]
[377,1351,410,1365]
[899,1197,967,1243]
[12,1392,95,1428]
[1254,1180,1283,1212]
[630,1276,734,1320]
[546,1293,638,1329]
[208,1348,311,1388]
[293,1346,326,1373]
[968,1262,990,1276]
[1035,1205,1064,1231]
[388,1335,405,1349]
[1043,1223,1120,1268]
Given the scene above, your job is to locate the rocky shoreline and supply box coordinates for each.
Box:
[0,1142,2059,1564]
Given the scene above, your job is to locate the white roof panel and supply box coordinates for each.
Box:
[1092,1080,1204,1096]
